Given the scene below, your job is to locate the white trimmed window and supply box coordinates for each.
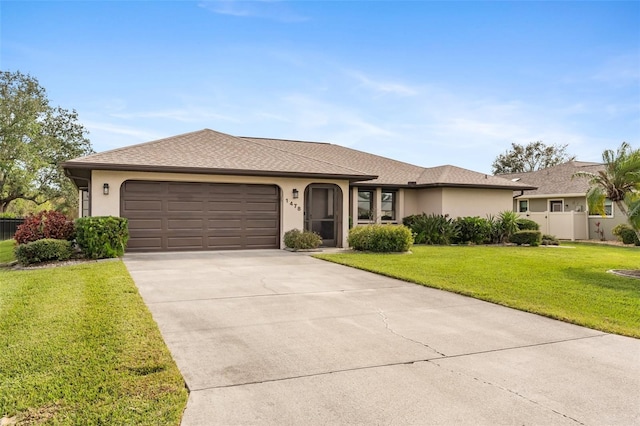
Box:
[589,199,614,217]
[518,199,529,213]
[549,200,564,212]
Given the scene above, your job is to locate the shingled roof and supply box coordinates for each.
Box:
[498,161,603,197]
[63,128,535,190]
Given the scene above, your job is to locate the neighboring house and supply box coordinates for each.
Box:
[500,161,627,241]
[62,128,534,251]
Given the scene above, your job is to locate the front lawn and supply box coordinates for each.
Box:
[316,244,640,338]
[0,239,15,264]
[0,261,188,424]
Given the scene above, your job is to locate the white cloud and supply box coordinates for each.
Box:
[347,70,419,96]
[110,108,239,123]
[198,0,308,22]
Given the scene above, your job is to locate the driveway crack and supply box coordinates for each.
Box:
[428,359,586,425]
[378,309,446,357]
[260,277,278,294]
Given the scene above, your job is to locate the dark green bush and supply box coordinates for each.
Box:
[517,218,540,231]
[509,230,542,246]
[75,216,129,259]
[14,238,73,266]
[348,224,413,252]
[541,234,560,246]
[453,216,492,244]
[402,213,458,245]
[283,228,322,250]
[612,224,640,245]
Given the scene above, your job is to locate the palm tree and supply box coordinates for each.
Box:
[574,142,640,240]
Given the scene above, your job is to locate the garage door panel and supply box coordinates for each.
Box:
[129,219,163,230]
[124,181,165,194]
[207,201,243,212]
[127,237,163,250]
[121,181,280,251]
[207,218,242,229]
[124,200,163,212]
[168,219,203,230]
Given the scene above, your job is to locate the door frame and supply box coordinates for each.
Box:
[304,183,343,247]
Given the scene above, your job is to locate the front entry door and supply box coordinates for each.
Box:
[304,184,342,247]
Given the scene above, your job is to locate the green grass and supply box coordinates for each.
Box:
[316,243,640,338]
[0,239,16,264]
[0,261,188,424]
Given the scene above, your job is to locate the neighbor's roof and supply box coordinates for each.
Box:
[499,161,603,197]
[63,128,535,190]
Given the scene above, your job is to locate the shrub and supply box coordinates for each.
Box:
[14,238,73,266]
[509,230,542,246]
[75,216,129,259]
[541,234,560,246]
[612,224,640,245]
[402,213,458,245]
[283,229,322,250]
[14,210,75,245]
[453,216,492,244]
[486,211,521,244]
[517,218,540,231]
[348,224,413,252]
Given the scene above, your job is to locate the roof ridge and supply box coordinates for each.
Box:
[239,136,378,177]
[241,136,331,145]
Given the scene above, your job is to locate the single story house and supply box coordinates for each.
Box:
[62,128,534,251]
[499,161,627,241]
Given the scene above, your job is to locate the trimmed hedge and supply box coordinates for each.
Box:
[517,218,540,231]
[509,230,542,246]
[348,224,413,252]
[15,238,73,266]
[283,229,322,250]
[14,210,75,244]
[75,216,129,259]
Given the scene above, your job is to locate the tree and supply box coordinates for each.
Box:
[573,142,640,240]
[492,141,576,174]
[0,71,93,215]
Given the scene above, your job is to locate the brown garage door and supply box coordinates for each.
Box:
[121,181,280,251]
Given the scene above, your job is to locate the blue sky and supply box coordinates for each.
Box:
[2,1,639,174]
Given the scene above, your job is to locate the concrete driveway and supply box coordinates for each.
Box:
[123,250,640,425]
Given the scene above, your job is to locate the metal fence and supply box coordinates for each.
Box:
[0,218,24,241]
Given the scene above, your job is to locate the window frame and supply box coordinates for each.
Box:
[588,199,614,218]
[517,199,529,213]
[357,189,375,221]
[380,190,397,222]
[549,199,564,213]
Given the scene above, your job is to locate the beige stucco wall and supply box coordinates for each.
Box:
[441,187,514,218]
[89,170,351,248]
[415,188,443,216]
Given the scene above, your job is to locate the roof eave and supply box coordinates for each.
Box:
[61,162,378,184]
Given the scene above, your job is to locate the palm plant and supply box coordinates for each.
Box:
[573,142,640,240]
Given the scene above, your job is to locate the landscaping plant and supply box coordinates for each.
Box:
[509,230,542,246]
[14,238,73,266]
[283,229,322,250]
[402,213,458,245]
[348,224,413,252]
[453,216,492,244]
[75,216,129,258]
[13,210,75,244]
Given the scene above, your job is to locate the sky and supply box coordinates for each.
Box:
[2,0,639,174]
